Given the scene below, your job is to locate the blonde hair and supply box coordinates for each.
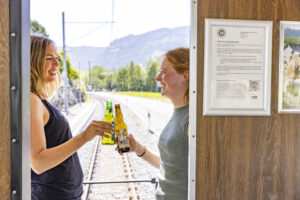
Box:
[30,35,61,99]
[165,47,190,104]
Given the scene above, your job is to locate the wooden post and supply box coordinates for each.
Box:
[0,0,10,199]
[196,0,300,199]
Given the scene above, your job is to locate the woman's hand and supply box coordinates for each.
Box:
[127,134,145,156]
[115,134,141,154]
[81,120,113,142]
[116,134,160,168]
[127,134,137,152]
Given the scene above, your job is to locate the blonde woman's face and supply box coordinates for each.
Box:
[43,43,59,83]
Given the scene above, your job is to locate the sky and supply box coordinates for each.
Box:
[30,0,190,47]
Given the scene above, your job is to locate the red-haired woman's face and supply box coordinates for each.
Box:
[43,43,59,83]
[156,57,187,100]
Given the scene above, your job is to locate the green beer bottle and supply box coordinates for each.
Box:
[101,101,115,145]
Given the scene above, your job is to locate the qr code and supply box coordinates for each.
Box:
[249,80,260,92]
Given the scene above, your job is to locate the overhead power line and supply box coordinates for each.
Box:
[67,22,115,44]
[63,0,116,45]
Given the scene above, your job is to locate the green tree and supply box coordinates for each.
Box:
[111,68,118,90]
[145,58,160,92]
[126,61,145,91]
[90,66,106,89]
[133,65,145,91]
[116,67,128,91]
[103,73,113,90]
[30,20,49,37]
[57,51,79,81]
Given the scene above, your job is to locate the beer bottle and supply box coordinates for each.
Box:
[115,104,130,153]
[101,101,115,145]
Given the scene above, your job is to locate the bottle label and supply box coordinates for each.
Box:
[117,129,129,148]
[111,122,116,142]
[101,120,115,145]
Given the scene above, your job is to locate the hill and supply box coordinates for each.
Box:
[67,26,189,71]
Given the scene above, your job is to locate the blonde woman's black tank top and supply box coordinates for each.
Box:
[31,100,83,200]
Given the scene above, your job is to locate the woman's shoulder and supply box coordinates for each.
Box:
[30,92,44,107]
[30,92,50,122]
[30,92,39,99]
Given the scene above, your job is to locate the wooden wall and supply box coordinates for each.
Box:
[197,0,300,199]
[0,0,10,199]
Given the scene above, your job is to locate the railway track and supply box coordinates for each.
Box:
[78,95,158,200]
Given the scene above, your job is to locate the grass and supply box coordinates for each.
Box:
[113,91,167,99]
[285,36,300,45]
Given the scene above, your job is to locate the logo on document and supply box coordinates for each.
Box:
[217,28,226,38]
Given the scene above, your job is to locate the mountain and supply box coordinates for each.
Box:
[67,26,189,71]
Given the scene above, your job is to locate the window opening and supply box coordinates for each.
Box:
[30,0,192,199]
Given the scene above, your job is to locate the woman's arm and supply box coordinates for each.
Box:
[30,93,113,174]
[128,134,160,169]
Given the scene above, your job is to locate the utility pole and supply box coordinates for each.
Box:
[78,62,82,106]
[88,60,91,91]
[110,0,115,42]
[62,12,69,115]
[88,60,92,101]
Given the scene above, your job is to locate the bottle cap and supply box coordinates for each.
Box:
[107,101,112,110]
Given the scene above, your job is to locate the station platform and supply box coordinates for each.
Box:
[61,102,96,135]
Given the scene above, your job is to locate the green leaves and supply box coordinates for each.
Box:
[58,50,79,81]
[30,20,49,37]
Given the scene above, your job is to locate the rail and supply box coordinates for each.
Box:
[77,95,159,200]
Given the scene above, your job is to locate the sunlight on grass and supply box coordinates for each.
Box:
[113,91,167,99]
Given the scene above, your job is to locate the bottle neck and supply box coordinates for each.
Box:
[115,108,124,123]
[108,110,113,118]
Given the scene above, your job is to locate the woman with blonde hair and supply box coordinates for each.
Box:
[125,47,190,200]
[30,35,113,200]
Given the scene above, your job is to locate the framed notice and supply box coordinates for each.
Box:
[278,21,300,113]
[203,18,273,116]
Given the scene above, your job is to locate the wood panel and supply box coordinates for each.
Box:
[197,0,300,199]
[0,0,10,199]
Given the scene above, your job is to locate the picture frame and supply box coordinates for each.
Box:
[203,18,273,116]
[278,21,300,113]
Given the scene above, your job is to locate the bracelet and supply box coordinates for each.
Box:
[137,147,147,157]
